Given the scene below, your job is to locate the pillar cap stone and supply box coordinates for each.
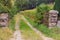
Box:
[49,10,59,14]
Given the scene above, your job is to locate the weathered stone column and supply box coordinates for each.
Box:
[48,10,59,28]
[0,13,9,27]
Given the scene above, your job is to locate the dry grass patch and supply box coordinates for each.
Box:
[0,27,13,40]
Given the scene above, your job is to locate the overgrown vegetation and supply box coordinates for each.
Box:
[36,24,60,40]
[36,3,53,24]
[0,0,18,18]
[0,0,60,40]
[20,3,60,40]
[0,0,55,18]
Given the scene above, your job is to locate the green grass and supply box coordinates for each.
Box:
[8,18,15,31]
[38,25,60,40]
[20,20,43,40]
[25,16,37,26]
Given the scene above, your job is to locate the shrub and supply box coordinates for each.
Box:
[0,0,18,19]
[36,3,52,24]
[0,3,8,13]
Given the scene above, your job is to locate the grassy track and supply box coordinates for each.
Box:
[20,20,43,40]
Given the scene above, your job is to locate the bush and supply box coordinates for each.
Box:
[36,3,52,24]
[0,0,18,19]
[0,3,8,13]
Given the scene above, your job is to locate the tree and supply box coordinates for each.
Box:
[0,0,18,18]
[54,0,60,17]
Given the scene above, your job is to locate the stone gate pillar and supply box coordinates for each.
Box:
[49,10,59,28]
[0,13,9,27]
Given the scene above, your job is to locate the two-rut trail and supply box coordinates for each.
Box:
[10,14,54,40]
[9,14,23,40]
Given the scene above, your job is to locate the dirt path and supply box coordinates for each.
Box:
[9,14,23,40]
[10,14,54,40]
[21,15,54,40]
